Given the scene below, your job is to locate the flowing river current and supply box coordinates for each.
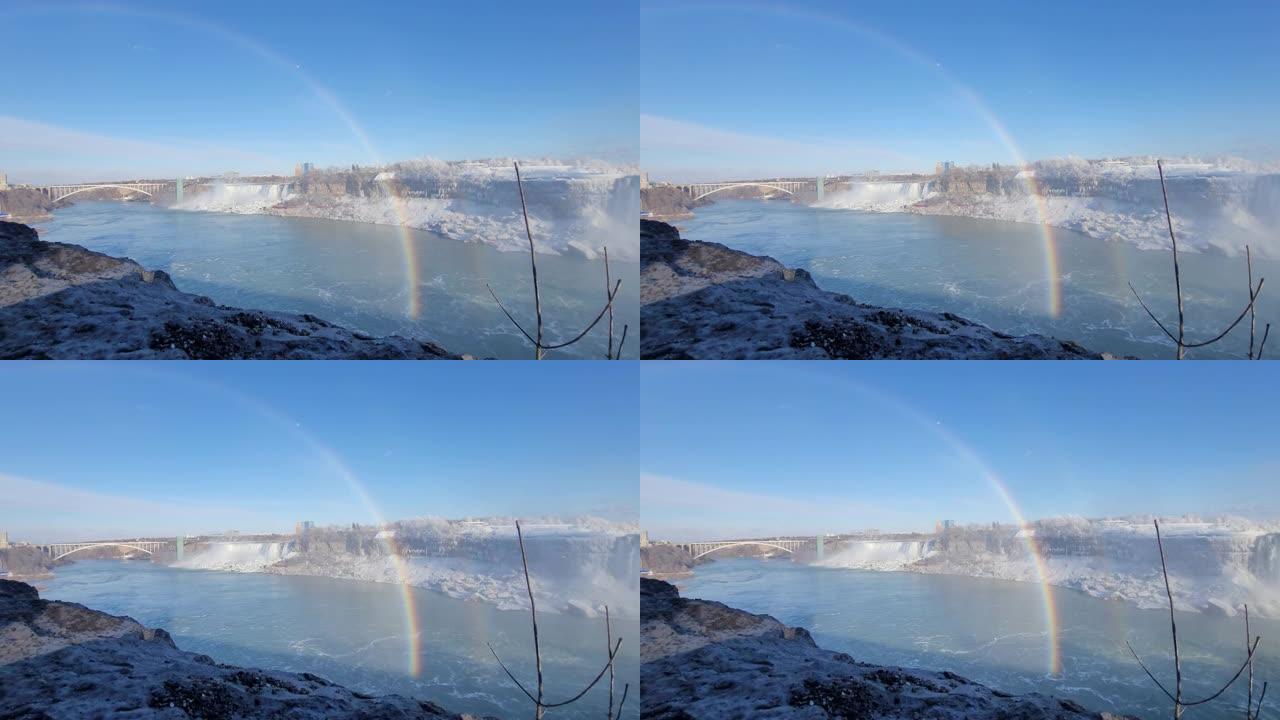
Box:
[675,200,1279,359]
[38,561,639,720]
[679,559,1277,720]
[35,202,639,359]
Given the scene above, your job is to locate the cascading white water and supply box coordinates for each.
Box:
[821,182,934,211]
[175,541,296,571]
[179,183,293,213]
[819,540,934,570]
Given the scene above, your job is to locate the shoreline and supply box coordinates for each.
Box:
[641,577,1133,719]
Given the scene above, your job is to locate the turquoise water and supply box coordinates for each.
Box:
[38,561,638,720]
[35,202,639,359]
[678,201,1279,359]
[680,558,1276,720]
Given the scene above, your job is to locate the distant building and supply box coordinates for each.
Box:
[640,530,650,547]
[935,161,955,176]
[0,173,9,190]
[295,520,315,537]
[640,172,650,189]
[0,531,9,549]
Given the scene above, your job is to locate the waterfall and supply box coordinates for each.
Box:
[178,183,293,213]
[819,540,935,570]
[174,541,296,571]
[821,181,934,211]
[1252,534,1280,583]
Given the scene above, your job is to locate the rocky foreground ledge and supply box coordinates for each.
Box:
[641,578,1132,720]
[0,221,459,359]
[0,579,490,719]
[640,219,1103,359]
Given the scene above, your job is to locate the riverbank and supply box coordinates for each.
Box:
[640,578,1132,719]
[640,219,1105,359]
[0,220,463,359]
[0,579,491,719]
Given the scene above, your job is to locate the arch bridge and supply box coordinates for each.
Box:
[38,540,174,562]
[676,537,821,561]
[677,180,823,202]
[35,182,176,203]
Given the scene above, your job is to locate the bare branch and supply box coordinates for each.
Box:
[604,246,615,359]
[615,683,630,720]
[1179,278,1265,349]
[487,643,540,705]
[1255,681,1268,720]
[1248,246,1257,359]
[1259,324,1271,361]
[514,162,544,359]
[1126,640,1177,703]
[1129,283,1179,344]
[1179,637,1258,706]
[617,324,629,360]
[1248,604,1254,719]
[536,280,622,350]
[1158,160,1186,358]
[537,638,622,708]
[487,284,538,347]
[607,605,615,720]
[1154,519,1183,712]
[516,521,544,716]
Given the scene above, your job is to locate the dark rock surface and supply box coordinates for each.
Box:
[0,579,492,719]
[640,219,1105,359]
[0,221,460,359]
[640,578,1135,720]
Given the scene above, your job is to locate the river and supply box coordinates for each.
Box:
[678,558,1276,719]
[34,202,639,360]
[675,200,1279,359]
[37,560,639,720]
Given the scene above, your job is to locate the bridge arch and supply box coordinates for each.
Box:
[689,541,798,560]
[52,185,155,202]
[50,543,156,561]
[689,183,797,201]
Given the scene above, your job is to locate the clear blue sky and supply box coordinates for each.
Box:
[1,1,636,184]
[641,0,1280,181]
[0,363,636,542]
[641,363,1280,539]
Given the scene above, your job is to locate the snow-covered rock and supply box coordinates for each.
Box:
[640,219,1103,359]
[640,578,1134,720]
[0,579,486,719]
[0,221,460,359]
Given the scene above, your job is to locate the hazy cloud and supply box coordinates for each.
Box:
[0,116,287,183]
[0,472,289,542]
[641,114,927,181]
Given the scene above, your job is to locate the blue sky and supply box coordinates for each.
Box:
[1,1,636,183]
[0,363,636,542]
[641,363,1280,539]
[641,0,1280,181]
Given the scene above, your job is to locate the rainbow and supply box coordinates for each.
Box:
[7,3,429,319]
[705,364,1066,676]
[646,1,1066,317]
[115,365,430,677]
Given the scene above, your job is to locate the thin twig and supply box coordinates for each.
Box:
[1158,160,1186,359]
[604,246,614,359]
[617,324,629,359]
[1260,324,1271,360]
[514,163,544,359]
[1248,604,1254,718]
[1155,519,1183,716]
[1179,637,1257,707]
[516,521,544,717]
[615,683,630,720]
[607,605,615,719]
[1126,640,1176,703]
[1256,681,1268,720]
[1248,246,1257,359]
